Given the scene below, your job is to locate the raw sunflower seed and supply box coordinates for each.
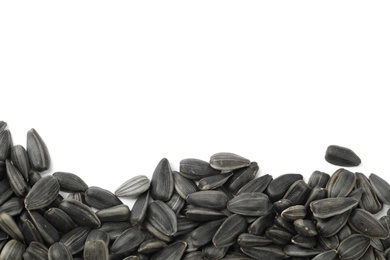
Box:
[0,211,24,242]
[85,186,122,209]
[198,172,233,191]
[237,233,272,247]
[98,221,132,241]
[172,171,198,199]
[150,158,174,201]
[44,207,78,234]
[273,199,294,214]
[337,224,352,241]
[21,218,44,245]
[247,210,275,235]
[284,244,321,257]
[281,205,306,221]
[147,201,177,236]
[240,245,285,260]
[337,234,370,260]
[294,219,317,237]
[202,243,228,260]
[60,227,90,255]
[348,208,388,239]
[361,247,375,260]
[209,152,250,171]
[150,241,187,260]
[355,172,382,214]
[189,218,225,247]
[282,179,311,205]
[166,193,185,215]
[25,175,60,210]
[0,178,13,205]
[291,234,316,248]
[308,170,330,188]
[369,173,390,205]
[213,214,248,248]
[84,240,109,260]
[325,145,361,167]
[143,218,172,243]
[237,174,272,195]
[10,145,30,181]
[0,197,23,216]
[311,250,338,260]
[0,130,12,162]
[187,190,228,210]
[115,175,150,197]
[317,234,339,250]
[96,204,131,222]
[29,210,60,245]
[176,217,199,236]
[130,191,150,226]
[27,128,51,172]
[28,170,41,186]
[265,226,294,246]
[138,238,167,254]
[52,171,88,192]
[22,241,48,260]
[0,239,25,260]
[59,198,101,228]
[274,215,296,234]
[186,207,226,222]
[225,162,258,194]
[67,192,85,203]
[182,251,203,260]
[48,242,73,260]
[316,209,352,237]
[326,168,356,198]
[227,192,272,216]
[86,229,110,246]
[310,197,358,218]
[266,173,303,202]
[179,158,220,180]
[304,187,327,208]
[5,159,28,197]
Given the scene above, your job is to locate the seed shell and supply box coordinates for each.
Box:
[5,159,28,197]
[22,241,48,260]
[209,152,250,171]
[225,162,258,194]
[325,145,361,167]
[130,191,150,226]
[29,210,60,245]
[179,158,220,180]
[44,207,78,234]
[52,171,88,192]
[0,197,23,216]
[0,211,24,242]
[310,197,358,218]
[348,208,388,239]
[0,130,12,162]
[213,214,248,248]
[115,175,150,197]
[59,198,101,228]
[308,170,330,188]
[138,238,167,254]
[85,186,122,209]
[27,128,51,172]
[311,250,338,260]
[172,171,198,199]
[147,200,177,236]
[189,218,225,247]
[0,239,25,260]
[187,190,228,210]
[10,145,30,181]
[150,158,174,201]
[369,173,390,205]
[25,175,60,210]
[60,227,90,255]
[96,204,131,222]
[284,244,321,257]
[227,192,273,216]
[198,172,233,191]
[326,168,356,198]
[266,173,303,202]
[337,234,370,260]
[237,174,273,195]
[355,172,382,214]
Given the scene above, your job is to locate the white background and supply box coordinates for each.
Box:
[1,1,390,211]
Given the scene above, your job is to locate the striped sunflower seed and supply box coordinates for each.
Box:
[370,237,384,252]
[150,241,187,260]
[0,239,25,260]
[274,215,296,234]
[166,193,185,215]
[85,186,122,209]
[182,251,203,260]
[247,210,275,235]
[291,234,317,248]
[240,245,285,260]
[60,227,90,255]
[98,221,132,241]
[59,198,101,228]
[10,145,30,181]
[22,241,48,260]
[138,238,167,254]
[86,229,110,246]
[198,172,233,191]
[0,211,24,242]
[361,247,375,260]
[273,199,294,214]
[337,234,370,260]
[294,219,317,237]
[115,175,150,197]
[225,162,258,194]
[179,158,220,180]
[29,210,60,245]
[176,217,199,236]
[266,173,303,202]
[44,207,78,234]
[52,171,88,192]
[172,171,198,199]
[21,218,44,245]
[96,204,131,222]
[150,158,174,201]
[187,190,227,210]
[237,233,272,247]
[48,242,73,260]
[355,172,382,214]
[28,170,41,186]
[84,240,109,260]
[202,243,228,260]
[227,193,272,216]
[130,191,150,226]
[265,226,294,246]
[0,197,23,216]
[348,208,388,239]
[317,234,339,250]
[308,170,330,188]
[5,159,28,197]
[0,130,12,162]
[147,200,177,236]
[326,168,356,198]
[189,218,225,247]
[185,207,226,222]
[337,224,352,241]
[67,192,85,203]
[304,187,327,208]
[281,205,306,221]
[325,145,361,167]
[213,214,248,248]
[369,173,390,205]
[283,244,321,257]
[311,250,338,260]
[316,209,352,237]
[209,152,250,171]
[27,128,51,172]
[143,219,172,243]
[310,197,358,218]
[282,179,311,205]
[0,178,13,206]
[237,174,272,195]
[25,175,60,210]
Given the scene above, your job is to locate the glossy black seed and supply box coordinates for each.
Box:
[27,128,51,172]
[325,145,361,167]
[150,158,174,201]
[52,171,88,192]
[266,174,303,202]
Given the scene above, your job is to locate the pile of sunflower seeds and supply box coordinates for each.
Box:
[1,120,390,260]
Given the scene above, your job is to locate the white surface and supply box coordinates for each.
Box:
[1,1,390,205]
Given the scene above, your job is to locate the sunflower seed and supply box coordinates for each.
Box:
[138,238,167,254]
[0,211,24,242]
[240,245,285,260]
[24,175,60,210]
[0,178,13,206]
[247,210,275,235]
[5,159,28,197]
[209,153,250,171]
[115,175,150,197]
[176,217,199,236]
[291,234,316,248]
[237,174,272,195]
[274,215,296,234]
[189,218,225,247]
[27,128,51,172]
[21,218,44,244]
[84,186,122,209]
[213,214,248,248]
[187,190,227,210]
[326,168,356,198]
[265,226,294,246]
[360,246,375,260]
[143,218,172,242]
[311,250,338,260]
[198,172,232,191]
[0,161,6,179]
[10,145,30,181]
[29,210,60,245]
[60,226,90,255]
[151,158,174,201]
[273,199,294,214]
[348,208,388,239]
[281,205,306,221]
[67,192,85,203]
[337,224,352,241]
[98,221,132,241]
[308,170,330,188]
[283,180,311,205]
[225,162,258,194]
[266,173,303,202]
[379,216,390,248]
[0,239,25,260]
[355,172,382,214]
[95,204,130,222]
[172,171,198,199]
[325,145,361,167]
[0,197,23,216]
[237,233,272,247]
[337,234,370,260]
[227,193,272,216]
[86,229,110,245]
[59,198,101,228]
[186,207,226,221]
[44,207,78,233]
[369,173,390,205]
[84,240,109,260]
[310,197,358,218]
[284,244,321,257]
[22,241,48,260]
[370,237,384,252]
[182,251,203,260]
[166,193,185,215]
[48,242,73,260]
[52,171,88,192]
[151,241,187,260]
[202,243,228,260]
[179,158,220,180]
[147,200,177,236]
[317,234,339,250]
[28,170,41,186]
[0,130,12,162]
[294,219,317,237]
[130,191,150,226]
[304,187,327,208]
[316,209,352,237]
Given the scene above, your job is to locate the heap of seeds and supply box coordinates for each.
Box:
[1,121,390,259]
